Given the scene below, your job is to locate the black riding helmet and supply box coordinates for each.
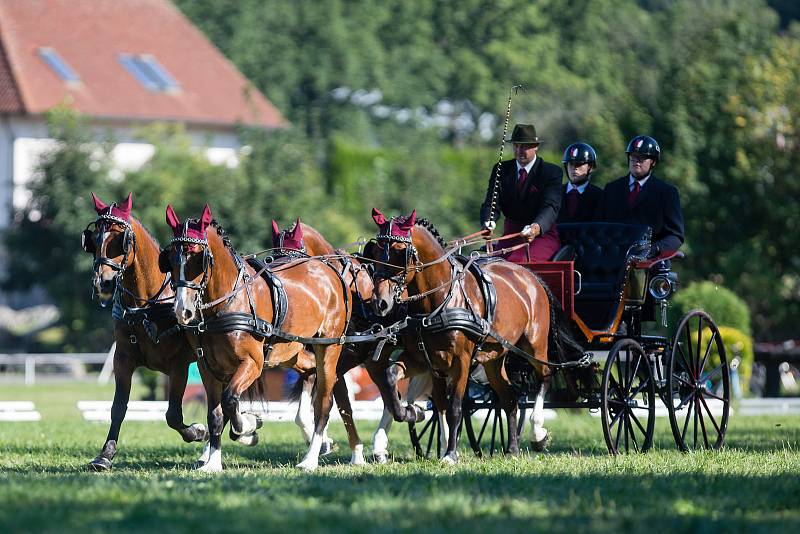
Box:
[562,142,597,168]
[562,142,597,182]
[625,135,661,163]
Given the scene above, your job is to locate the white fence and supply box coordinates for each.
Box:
[0,401,41,421]
[0,347,113,385]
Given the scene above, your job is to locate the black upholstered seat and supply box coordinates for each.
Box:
[557,222,652,328]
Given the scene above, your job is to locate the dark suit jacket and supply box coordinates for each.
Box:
[557,182,603,223]
[480,157,563,233]
[600,174,685,253]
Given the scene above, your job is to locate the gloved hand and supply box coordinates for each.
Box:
[483,220,496,232]
[647,243,661,259]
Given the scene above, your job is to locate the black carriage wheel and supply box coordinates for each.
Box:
[408,407,440,459]
[601,338,656,454]
[666,310,730,451]
[463,390,525,457]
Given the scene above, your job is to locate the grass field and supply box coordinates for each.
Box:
[1,382,799,533]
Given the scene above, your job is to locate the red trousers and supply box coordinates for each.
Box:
[500,219,561,263]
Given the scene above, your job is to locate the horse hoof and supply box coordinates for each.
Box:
[197,462,223,473]
[412,405,425,423]
[89,456,112,472]
[320,440,336,457]
[296,459,318,471]
[191,423,208,442]
[372,452,389,464]
[531,433,551,452]
[253,413,263,430]
[237,432,259,447]
[440,452,458,465]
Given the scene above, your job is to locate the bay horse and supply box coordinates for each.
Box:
[365,209,584,463]
[81,193,212,471]
[162,205,354,471]
[272,219,442,462]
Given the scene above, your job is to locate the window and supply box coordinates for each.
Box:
[38,47,80,83]
[118,53,179,92]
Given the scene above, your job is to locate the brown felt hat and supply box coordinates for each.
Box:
[506,123,543,144]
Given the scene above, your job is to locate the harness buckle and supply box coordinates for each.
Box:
[196,322,206,333]
[421,316,431,328]
[339,334,347,345]
[196,347,204,359]
[129,334,138,344]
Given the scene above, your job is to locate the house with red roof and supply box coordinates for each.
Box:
[0,0,286,229]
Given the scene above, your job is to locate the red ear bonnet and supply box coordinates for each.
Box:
[271,220,281,246]
[166,204,212,240]
[92,192,132,222]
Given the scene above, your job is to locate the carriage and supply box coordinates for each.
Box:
[408,221,730,457]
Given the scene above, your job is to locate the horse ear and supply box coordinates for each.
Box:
[398,209,416,232]
[372,208,386,226]
[293,217,303,240]
[271,220,281,245]
[116,192,132,220]
[91,192,108,213]
[165,204,180,230]
[200,204,213,230]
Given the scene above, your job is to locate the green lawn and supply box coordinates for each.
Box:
[1,382,799,533]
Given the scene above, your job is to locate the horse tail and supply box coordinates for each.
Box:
[533,273,584,363]
[241,373,267,406]
[287,370,315,402]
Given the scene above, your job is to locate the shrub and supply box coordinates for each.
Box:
[702,326,754,393]
[669,281,751,336]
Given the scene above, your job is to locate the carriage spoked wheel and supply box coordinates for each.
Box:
[463,387,526,458]
[408,403,441,459]
[666,310,730,451]
[601,338,656,454]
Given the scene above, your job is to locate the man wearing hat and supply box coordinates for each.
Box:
[479,123,562,261]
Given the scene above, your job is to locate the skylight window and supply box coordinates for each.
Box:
[118,53,180,92]
[38,47,80,84]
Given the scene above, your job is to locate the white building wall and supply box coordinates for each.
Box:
[0,116,244,226]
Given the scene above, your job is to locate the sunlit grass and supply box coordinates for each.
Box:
[1,382,799,533]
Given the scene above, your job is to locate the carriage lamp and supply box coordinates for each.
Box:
[648,275,674,300]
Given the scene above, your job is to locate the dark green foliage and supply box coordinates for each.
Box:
[670,281,752,336]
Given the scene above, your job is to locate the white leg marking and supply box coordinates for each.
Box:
[295,378,315,444]
[438,410,450,458]
[350,443,366,466]
[197,447,222,472]
[197,441,211,464]
[372,409,393,459]
[237,413,258,435]
[297,432,324,471]
[529,381,549,443]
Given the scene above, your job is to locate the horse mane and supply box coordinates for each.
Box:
[209,219,237,254]
[130,216,161,249]
[414,218,448,249]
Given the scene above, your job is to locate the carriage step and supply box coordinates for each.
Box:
[0,401,42,421]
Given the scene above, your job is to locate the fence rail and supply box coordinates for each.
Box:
[0,349,112,385]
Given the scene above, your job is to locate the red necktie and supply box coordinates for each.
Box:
[628,181,641,208]
[517,168,527,193]
[567,189,579,218]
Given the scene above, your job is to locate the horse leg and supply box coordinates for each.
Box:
[222,357,262,439]
[429,374,449,458]
[196,368,225,472]
[166,361,208,443]
[483,358,520,455]
[89,354,135,471]
[442,358,469,464]
[372,407,393,464]
[529,373,551,451]
[332,373,365,465]
[297,345,344,471]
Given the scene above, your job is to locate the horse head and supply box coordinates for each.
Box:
[366,208,417,316]
[82,192,135,304]
[163,203,214,325]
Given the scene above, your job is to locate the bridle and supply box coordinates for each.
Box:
[168,220,215,300]
[82,211,136,273]
[371,225,421,304]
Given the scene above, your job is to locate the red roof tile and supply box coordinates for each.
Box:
[0,0,286,128]
[0,33,23,113]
